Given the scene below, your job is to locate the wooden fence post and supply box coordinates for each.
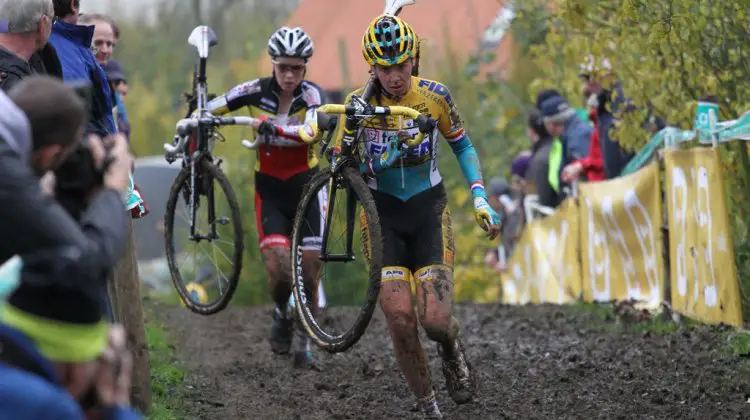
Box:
[109,217,152,414]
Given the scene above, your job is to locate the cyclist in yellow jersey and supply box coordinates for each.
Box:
[331,15,501,419]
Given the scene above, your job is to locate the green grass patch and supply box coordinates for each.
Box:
[562,301,697,334]
[145,315,185,420]
[728,331,750,358]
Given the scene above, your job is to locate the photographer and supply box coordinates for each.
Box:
[0,248,141,419]
[0,76,132,298]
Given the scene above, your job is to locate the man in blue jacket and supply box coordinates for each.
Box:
[536,89,593,161]
[48,0,115,137]
[0,249,141,419]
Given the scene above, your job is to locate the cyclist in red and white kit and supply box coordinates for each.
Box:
[206,27,325,369]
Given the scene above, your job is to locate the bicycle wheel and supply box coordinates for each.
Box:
[291,166,383,353]
[164,159,244,315]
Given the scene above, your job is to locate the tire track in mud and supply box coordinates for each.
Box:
[157,303,750,419]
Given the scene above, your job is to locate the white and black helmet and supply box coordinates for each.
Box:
[267,27,314,61]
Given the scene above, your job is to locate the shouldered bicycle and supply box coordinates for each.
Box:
[288,79,437,353]
[161,26,279,315]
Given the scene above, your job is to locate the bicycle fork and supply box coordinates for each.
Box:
[319,174,357,263]
[188,158,219,241]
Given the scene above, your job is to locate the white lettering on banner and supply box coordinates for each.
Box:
[624,190,661,307]
[584,184,659,305]
[531,222,571,304]
[671,166,688,298]
[507,219,572,304]
[601,196,640,299]
[585,197,611,301]
[696,167,717,307]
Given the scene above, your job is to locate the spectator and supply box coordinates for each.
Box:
[0,255,141,419]
[0,0,56,91]
[484,177,525,272]
[0,76,132,308]
[525,109,561,209]
[510,150,531,195]
[540,96,575,197]
[536,89,593,161]
[103,59,129,138]
[48,0,116,138]
[578,57,633,178]
[561,92,606,183]
[78,13,147,219]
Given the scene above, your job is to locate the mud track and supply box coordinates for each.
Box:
[157,303,750,419]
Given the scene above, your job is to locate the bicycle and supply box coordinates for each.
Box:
[288,83,437,353]
[161,25,273,315]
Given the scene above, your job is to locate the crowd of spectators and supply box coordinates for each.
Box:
[0,0,145,418]
[484,57,661,272]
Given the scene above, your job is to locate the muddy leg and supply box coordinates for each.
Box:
[416,265,473,405]
[261,246,293,308]
[379,269,433,400]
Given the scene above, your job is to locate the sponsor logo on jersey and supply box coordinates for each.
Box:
[227,79,261,101]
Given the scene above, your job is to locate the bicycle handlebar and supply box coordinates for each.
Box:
[297,103,436,147]
[164,115,265,154]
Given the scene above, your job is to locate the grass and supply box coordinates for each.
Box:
[728,331,750,358]
[562,301,693,334]
[145,311,185,420]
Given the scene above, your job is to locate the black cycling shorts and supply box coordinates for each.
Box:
[254,169,324,250]
[369,183,455,273]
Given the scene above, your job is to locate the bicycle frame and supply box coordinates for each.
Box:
[311,82,437,264]
[314,77,377,263]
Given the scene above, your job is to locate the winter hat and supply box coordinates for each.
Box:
[103,59,127,84]
[1,246,109,363]
[536,89,562,110]
[541,96,575,123]
[511,151,532,178]
[488,177,511,198]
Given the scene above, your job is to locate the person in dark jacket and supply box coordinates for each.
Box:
[103,59,130,139]
[0,0,56,91]
[536,89,593,161]
[48,0,116,138]
[525,109,561,209]
[0,252,141,419]
[0,77,133,300]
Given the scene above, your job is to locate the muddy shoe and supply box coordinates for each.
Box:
[270,307,294,355]
[438,337,475,405]
[415,393,443,419]
[293,351,322,371]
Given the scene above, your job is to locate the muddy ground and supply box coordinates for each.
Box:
[157,303,750,419]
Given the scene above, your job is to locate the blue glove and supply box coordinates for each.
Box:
[360,133,407,175]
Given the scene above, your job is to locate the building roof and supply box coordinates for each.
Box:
[258,0,508,91]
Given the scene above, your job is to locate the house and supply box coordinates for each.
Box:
[258,0,515,102]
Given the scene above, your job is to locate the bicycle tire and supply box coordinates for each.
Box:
[164,159,244,315]
[291,166,383,353]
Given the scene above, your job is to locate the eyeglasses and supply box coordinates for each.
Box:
[272,60,305,74]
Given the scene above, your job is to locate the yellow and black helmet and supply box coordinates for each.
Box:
[361,14,418,67]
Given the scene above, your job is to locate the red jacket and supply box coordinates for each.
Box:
[575,109,606,182]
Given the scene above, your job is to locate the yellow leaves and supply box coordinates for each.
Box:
[703,75,718,95]
[453,186,471,207]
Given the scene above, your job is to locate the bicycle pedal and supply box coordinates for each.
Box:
[214,216,230,225]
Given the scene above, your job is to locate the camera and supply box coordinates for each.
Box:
[53,81,113,220]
